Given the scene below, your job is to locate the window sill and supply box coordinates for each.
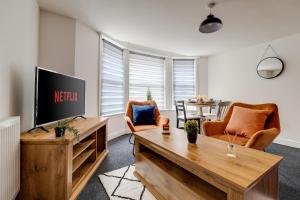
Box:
[101,112,125,117]
[160,109,176,111]
[100,109,176,118]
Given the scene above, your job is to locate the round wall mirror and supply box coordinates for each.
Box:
[257,57,284,79]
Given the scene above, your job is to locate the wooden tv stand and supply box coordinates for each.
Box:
[20,117,108,200]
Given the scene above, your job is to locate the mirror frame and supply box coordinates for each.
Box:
[256,56,284,79]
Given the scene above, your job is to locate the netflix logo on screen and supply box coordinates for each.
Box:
[54,91,78,103]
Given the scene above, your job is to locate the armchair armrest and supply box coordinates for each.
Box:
[245,128,280,150]
[202,121,227,136]
[157,116,169,127]
[125,116,135,133]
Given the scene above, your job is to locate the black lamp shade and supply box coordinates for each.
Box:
[199,14,223,33]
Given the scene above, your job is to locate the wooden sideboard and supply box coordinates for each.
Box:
[20,117,108,200]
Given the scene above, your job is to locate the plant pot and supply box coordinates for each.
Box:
[55,127,65,137]
[187,131,198,143]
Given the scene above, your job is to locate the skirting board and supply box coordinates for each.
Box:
[108,129,129,141]
[274,137,300,149]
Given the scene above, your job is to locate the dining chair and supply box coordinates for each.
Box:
[174,100,202,133]
[202,106,217,119]
[216,101,232,120]
[202,101,231,121]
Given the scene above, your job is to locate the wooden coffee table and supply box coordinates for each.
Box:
[133,128,282,200]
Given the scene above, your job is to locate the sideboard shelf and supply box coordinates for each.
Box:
[73,139,95,159]
[20,117,108,200]
[73,149,95,173]
[72,159,94,191]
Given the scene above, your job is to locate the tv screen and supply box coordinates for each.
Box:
[35,67,85,126]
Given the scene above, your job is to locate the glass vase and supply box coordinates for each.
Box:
[226,143,236,158]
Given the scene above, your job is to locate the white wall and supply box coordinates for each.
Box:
[161,110,177,128]
[39,10,75,75]
[165,58,173,109]
[74,22,99,116]
[0,0,39,131]
[106,114,128,140]
[208,33,300,148]
[196,57,208,96]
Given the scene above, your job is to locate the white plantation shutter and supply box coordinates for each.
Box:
[173,59,195,100]
[129,53,165,108]
[100,40,124,115]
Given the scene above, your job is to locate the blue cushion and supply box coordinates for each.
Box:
[132,105,156,126]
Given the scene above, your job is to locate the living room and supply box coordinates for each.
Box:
[1,0,300,199]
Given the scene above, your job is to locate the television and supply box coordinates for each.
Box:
[32,67,85,131]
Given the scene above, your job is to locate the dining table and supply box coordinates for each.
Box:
[185,100,220,116]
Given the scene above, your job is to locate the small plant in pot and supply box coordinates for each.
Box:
[55,120,79,140]
[184,120,199,144]
[146,88,152,101]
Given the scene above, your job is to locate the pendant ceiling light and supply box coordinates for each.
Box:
[199,2,223,33]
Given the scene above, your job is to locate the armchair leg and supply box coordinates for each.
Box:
[133,139,135,157]
[198,119,201,134]
[129,133,134,144]
[129,133,135,157]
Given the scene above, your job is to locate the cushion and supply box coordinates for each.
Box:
[132,105,156,126]
[211,134,249,146]
[225,106,272,138]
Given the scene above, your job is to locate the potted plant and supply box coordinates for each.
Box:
[55,120,79,140]
[146,88,152,101]
[184,120,199,144]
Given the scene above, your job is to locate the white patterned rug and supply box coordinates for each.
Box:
[99,165,157,200]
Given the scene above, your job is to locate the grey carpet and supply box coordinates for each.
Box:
[78,134,135,200]
[78,134,300,200]
[267,143,300,200]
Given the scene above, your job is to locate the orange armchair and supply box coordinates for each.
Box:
[202,102,280,150]
[125,100,169,133]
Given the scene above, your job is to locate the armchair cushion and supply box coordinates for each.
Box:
[132,105,156,126]
[225,106,272,138]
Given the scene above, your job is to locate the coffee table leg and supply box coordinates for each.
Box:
[227,165,279,200]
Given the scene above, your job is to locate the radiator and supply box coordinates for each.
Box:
[0,117,20,200]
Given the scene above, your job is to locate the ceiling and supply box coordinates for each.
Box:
[37,0,300,56]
